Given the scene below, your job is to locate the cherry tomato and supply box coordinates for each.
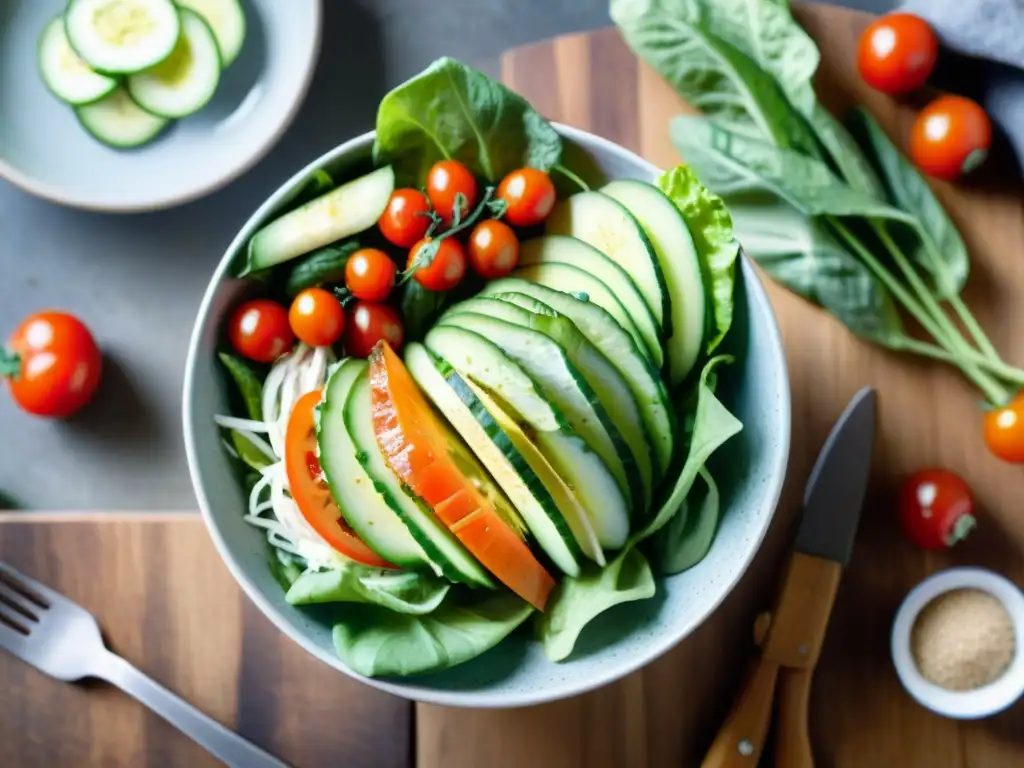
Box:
[285,390,395,567]
[345,248,397,302]
[909,95,992,181]
[857,13,938,95]
[288,288,345,348]
[497,167,557,227]
[344,301,405,358]
[229,299,294,363]
[378,188,432,248]
[3,311,102,419]
[899,468,975,549]
[426,160,478,224]
[984,393,1024,462]
[468,220,520,279]
[407,237,467,292]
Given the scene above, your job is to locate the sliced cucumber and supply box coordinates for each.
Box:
[38,16,117,105]
[126,8,221,119]
[242,166,395,275]
[479,277,675,477]
[445,296,654,513]
[510,259,653,369]
[316,360,428,568]
[65,0,181,75]
[406,343,591,575]
[545,193,670,339]
[75,87,170,148]
[178,0,246,66]
[425,325,630,550]
[603,179,707,385]
[518,236,664,368]
[341,366,494,587]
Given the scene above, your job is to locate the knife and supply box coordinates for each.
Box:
[701,387,877,768]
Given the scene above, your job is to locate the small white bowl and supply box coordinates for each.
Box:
[892,567,1024,719]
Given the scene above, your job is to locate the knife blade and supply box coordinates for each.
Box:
[795,386,878,565]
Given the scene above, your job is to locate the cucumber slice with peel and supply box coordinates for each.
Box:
[75,88,170,148]
[127,8,222,119]
[178,0,247,66]
[65,0,181,75]
[38,16,117,105]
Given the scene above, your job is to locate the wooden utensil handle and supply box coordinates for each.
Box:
[776,669,815,768]
[701,659,780,768]
[763,553,843,668]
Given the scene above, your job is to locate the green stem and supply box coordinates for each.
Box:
[831,218,1008,405]
[892,337,1024,384]
[552,164,590,192]
[946,291,1001,361]
[0,348,19,378]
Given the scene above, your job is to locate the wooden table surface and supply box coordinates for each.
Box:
[5,4,1024,767]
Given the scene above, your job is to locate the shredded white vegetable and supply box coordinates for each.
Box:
[218,344,339,571]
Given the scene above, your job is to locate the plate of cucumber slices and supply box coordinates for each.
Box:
[0,0,321,211]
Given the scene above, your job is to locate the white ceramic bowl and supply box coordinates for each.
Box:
[892,567,1024,719]
[183,125,792,707]
[0,0,321,211]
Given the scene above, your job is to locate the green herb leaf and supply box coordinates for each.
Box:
[657,165,739,354]
[228,431,274,472]
[806,105,885,198]
[536,547,656,662]
[373,57,562,185]
[847,108,969,298]
[331,591,533,677]
[611,0,818,151]
[285,241,362,297]
[652,466,721,574]
[286,564,450,615]
[218,353,263,421]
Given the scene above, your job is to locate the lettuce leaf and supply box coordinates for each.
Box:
[287,564,450,616]
[657,166,739,355]
[373,57,562,185]
[536,356,742,660]
[332,591,533,678]
[652,466,721,574]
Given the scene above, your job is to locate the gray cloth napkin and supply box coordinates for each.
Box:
[900,0,1024,174]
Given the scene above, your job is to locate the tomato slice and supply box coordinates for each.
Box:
[285,390,396,568]
[369,341,555,610]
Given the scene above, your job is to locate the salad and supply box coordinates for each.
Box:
[214,57,745,678]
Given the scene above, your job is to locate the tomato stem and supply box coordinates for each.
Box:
[0,348,19,378]
[946,514,976,547]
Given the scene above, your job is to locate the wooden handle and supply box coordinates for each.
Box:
[701,659,780,768]
[775,669,815,768]
[762,553,843,668]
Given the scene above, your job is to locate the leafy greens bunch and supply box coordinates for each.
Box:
[612,0,1024,406]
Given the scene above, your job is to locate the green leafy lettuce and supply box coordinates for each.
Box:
[286,564,450,616]
[657,165,739,354]
[218,353,272,471]
[537,355,742,661]
[373,57,563,186]
[331,591,533,678]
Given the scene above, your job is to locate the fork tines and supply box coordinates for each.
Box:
[0,566,50,635]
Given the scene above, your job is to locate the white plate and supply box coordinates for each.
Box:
[0,0,322,212]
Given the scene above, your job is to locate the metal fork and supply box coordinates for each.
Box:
[0,561,290,768]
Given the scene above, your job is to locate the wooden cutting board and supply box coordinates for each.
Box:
[3,5,1024,768]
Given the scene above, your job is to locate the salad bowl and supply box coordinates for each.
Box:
[183,63,790,707]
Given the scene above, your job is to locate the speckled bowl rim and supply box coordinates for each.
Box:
[183,124,792,708]
[0,2,323,213]
[892,566,1024,719]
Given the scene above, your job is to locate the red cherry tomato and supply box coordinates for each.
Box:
[909,95,992,181]
[407,237,467,292]
[3,311,102,419]
[285,390,396,567]
[345,248,397,302]
[497,167,557,227]
[426,160,478,224]
[288,288,345,348]
[984,393,1024,462]
[468,220,520,279]
[229,299,294,363]
[899,468,975,549]
[857,13,938,95]
[344,301,405,358]
[378,188,432,248]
